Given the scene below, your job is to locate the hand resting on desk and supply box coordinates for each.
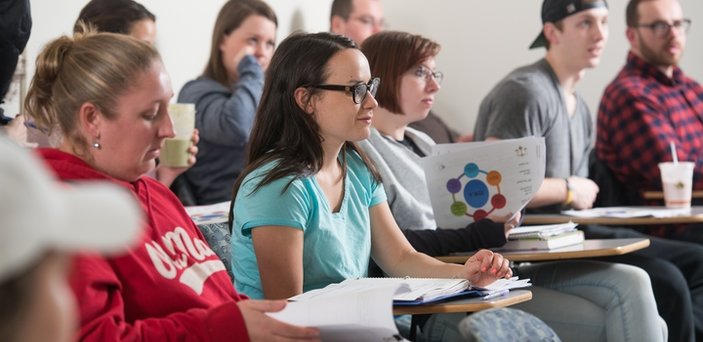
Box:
[463,249,512,287]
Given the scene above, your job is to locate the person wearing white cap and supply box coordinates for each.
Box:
[474,0,703,341]
[0,136,142,342]
[23,26,319,341]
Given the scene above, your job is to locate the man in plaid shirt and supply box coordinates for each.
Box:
[597,0,703,231]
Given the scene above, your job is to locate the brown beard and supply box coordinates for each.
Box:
[637,34,683,69]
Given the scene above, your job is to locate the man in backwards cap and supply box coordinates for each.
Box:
[474,1,703,340]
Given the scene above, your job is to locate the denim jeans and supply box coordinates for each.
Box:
[513,260,666,342]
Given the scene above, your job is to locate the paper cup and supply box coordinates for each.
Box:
[658,161,694,208]
[161,103,195,167]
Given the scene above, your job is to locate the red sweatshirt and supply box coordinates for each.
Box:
[38,149,250,341]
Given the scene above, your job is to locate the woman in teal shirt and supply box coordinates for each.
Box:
[229,32,515,301]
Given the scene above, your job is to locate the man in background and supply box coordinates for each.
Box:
[597,0,703,243]
[330,0,384,46]
[473,0,703,340]
[329,0,464,143]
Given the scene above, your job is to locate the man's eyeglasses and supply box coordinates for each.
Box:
[635,19,692,37]
[351,15,387,29]
[311,77,380,104]
[414,66,444,85]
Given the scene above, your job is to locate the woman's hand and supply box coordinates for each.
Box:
[238,300,320,341]
[502,212,521,238]
[156,129,199,187]
[234,45,257,68]
[463,249,512,287]
[487,211,521,238]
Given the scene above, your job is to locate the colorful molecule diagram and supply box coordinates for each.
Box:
[446,162,506,221]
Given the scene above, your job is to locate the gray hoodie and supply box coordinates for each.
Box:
[177,55,264,204]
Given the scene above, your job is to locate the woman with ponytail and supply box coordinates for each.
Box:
[25,27,318,341]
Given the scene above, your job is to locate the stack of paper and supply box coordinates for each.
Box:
[562,207,691,218]
[185,201,231,225]
[507,222,577,239]
[502,222,584,251]
[290,277,532,306]
[269,283,404,342]
[473,277,534,299]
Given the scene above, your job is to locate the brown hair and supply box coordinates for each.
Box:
[228,32,381,230]
[74,0,155,35]
[24,24,160,158]
[202,0,278,87]
[330,0,353,22]
[361,31,440,114]
[626,0,655,27]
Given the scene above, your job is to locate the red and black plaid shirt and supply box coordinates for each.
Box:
[597,52,703,199]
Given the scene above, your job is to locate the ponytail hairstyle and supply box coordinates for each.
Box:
[228,32,381,229]
[24,23,160,159]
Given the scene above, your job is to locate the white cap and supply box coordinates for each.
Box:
[0,137,143,282]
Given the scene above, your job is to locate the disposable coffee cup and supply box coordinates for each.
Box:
[161,103,195,167]
[658,161,694,209]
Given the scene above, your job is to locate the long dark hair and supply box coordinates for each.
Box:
[228,32,381,229]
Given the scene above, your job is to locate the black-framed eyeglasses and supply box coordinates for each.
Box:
[413,66,444,85]
[635,19,692,37]
[311,77,380,104]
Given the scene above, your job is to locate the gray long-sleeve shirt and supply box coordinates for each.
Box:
[177,55,264,204]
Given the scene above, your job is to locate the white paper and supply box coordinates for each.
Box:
[289,277,531,304]
[561,207,691,218]
[421,137,546,228]
[184,201,231,225]
[508,222,578,239]
[269,284,403,342]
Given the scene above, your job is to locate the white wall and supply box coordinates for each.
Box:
[26,0,703,135]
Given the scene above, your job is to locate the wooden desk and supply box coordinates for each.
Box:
[523,206,703,225]
[643,190,703,200]
[393,289,532,315]
[436,238,650,264]
[394,290,532,340]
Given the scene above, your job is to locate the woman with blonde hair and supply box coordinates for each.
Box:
[25,27,318,341]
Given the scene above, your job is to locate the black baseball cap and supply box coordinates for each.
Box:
[529,0,608,49]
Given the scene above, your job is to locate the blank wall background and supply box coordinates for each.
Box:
[26,0,702,135]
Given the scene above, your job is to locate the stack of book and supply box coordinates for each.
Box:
[502,222,584,251]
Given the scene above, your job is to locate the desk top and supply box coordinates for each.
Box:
[523,206,703,225]
[436,238,650,264]
[392,290,532,315]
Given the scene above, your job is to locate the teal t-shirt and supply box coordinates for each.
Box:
[230,150,387,299]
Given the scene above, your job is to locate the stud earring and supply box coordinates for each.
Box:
[92,140,101,149]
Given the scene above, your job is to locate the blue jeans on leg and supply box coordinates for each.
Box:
[513,260,666,342]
